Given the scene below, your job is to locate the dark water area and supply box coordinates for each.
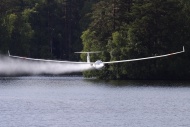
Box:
[0,76,190,127]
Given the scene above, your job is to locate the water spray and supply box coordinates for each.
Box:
[0,55,94,76]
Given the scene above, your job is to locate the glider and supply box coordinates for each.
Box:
[8,46,185,70]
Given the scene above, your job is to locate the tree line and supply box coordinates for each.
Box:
[0,0,190,80]
[0,0,87,60]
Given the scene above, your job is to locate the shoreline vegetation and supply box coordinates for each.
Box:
[0,0,190,80]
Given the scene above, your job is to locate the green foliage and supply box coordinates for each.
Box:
[0,0,84,59]
[124,0,190,79]
[1,0,190,79]
[81,0,190,80]
[4,14,17,37]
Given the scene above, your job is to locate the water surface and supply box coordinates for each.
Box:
[0,76,190,127]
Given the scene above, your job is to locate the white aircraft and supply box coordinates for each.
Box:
[8,46,185,70]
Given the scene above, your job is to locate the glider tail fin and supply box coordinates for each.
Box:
[75,51,101,63]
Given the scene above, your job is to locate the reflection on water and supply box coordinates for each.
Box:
[0,76,190,127]
[85,78,190,87]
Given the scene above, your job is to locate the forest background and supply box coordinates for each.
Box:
[0,0,190,80]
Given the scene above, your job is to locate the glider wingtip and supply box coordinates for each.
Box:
[8,50,10,56]
[183,46,185,52]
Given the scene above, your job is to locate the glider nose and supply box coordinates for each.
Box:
[93,60,104,70]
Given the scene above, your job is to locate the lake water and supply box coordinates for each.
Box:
[0,76,190,127]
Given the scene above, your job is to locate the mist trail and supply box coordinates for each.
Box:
[0,55,94,76]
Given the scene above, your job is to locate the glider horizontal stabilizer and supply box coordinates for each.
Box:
[75,51,101,63]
